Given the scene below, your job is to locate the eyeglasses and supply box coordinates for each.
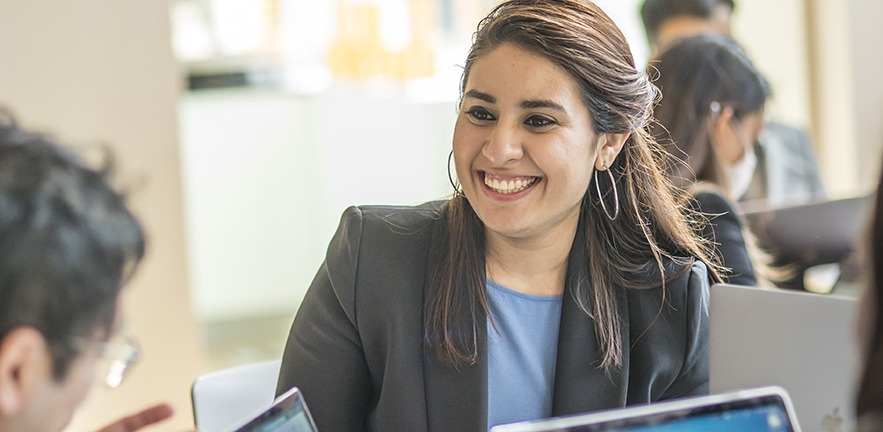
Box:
[91,329,141,389]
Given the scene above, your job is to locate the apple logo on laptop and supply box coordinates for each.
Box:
[822,407,845,432]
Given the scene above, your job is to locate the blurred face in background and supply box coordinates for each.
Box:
[0,327,102,432]
[714,109,764,165]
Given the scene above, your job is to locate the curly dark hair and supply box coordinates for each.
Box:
[0,111,145,380]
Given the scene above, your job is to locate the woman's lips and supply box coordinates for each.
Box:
[482,172,539,194]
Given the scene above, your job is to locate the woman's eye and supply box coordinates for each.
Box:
[466,107,495,122]
[525,115,556,128]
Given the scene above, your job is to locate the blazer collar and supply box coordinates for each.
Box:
[422,210,487,432]
[551,234,629,415]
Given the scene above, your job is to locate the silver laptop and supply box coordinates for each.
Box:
[490,386,800,431]
[228,387,319,432]
[710,284,860,432]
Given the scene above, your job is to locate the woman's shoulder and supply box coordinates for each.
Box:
[340,200,447,233]
[689,184,736,215]
[623,256,707,289]
[326,201,449,265]
[323,201,448,297]
[625,258,709,312]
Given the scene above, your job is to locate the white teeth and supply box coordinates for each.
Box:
[484,175,536,194]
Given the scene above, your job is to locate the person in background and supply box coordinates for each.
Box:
[641,0,733,52]
[640,0,826,206]
[276,0,721,431]
[649,34,774,286]
[0,112,174,432]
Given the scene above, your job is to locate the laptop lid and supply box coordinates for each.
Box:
[489,386,799,432]
[739,195,870,270]
[710,284,860,432]
[228,387,319,432]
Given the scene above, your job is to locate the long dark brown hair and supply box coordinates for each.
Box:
[424,0,721,370]
[856,164,883,417]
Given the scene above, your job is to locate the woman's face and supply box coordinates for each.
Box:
[453,43,603,242]
[716,110,765,165]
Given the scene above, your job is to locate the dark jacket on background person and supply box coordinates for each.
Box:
[693,191,758,286]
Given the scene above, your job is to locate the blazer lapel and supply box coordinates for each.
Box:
[423,347,487,431]
[551,235,630,416]
[422,214,488,432]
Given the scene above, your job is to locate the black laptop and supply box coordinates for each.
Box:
[739,195,871,290]
[739,195,869,266]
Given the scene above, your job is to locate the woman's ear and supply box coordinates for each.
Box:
[0,327,50,416]
[711,105,736,146]
[594,132,630,170]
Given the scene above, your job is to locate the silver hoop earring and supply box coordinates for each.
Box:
[594,164,619,221]
[447,150,463,196]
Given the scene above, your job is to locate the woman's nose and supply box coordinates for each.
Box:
[482,122,524,165]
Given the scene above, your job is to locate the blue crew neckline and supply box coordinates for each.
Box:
[486,279,563,302]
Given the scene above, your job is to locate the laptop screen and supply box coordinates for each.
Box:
[231,387,319,432]
[490,387,798,432]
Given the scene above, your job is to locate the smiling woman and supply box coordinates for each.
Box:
[275,1,722,431]
[454,43,610,248]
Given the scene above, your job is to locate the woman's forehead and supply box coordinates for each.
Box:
[464,44,584,106]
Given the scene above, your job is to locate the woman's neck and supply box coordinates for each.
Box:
[484,220,578,297]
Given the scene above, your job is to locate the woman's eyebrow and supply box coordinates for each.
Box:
[520,99,566,112]
[463,90,495,103]
[463,90,566,113]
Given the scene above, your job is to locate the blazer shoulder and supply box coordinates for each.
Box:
[691,189,734,216]
[320,201,446,329]
[625,259,710,320]
[677,259,710,293]
[329,200,447,273]
[352,201,446,233]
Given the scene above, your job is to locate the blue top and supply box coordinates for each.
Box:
[486,279,563,431]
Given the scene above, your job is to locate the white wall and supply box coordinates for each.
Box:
[0,1,203,430]
[179,87,457,321]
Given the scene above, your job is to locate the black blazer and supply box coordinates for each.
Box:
[692,191,757,286]
[277,202,711,432]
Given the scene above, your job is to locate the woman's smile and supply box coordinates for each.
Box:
[482,171,540,195]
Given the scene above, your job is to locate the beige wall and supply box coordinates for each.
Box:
[732,0,813,130]
[735,0,883,196]
[0,1,203,430]
[805,0,883,195]
[846,0,883,190]
[806,0,860,196]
